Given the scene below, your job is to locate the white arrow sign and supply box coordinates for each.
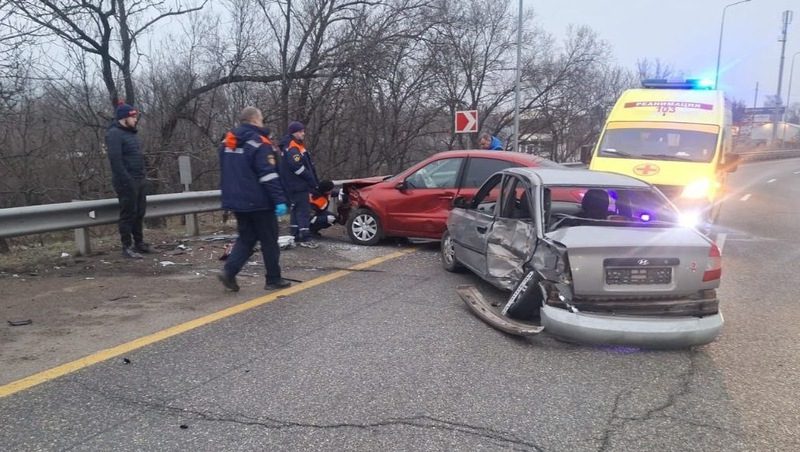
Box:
[455,110,478,134]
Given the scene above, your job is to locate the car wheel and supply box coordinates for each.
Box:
[347,208,382,246]
[441,230,464,272]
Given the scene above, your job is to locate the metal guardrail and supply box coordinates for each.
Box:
[0,190,220,239]
[0,177,374,254]
[736,148,800,162]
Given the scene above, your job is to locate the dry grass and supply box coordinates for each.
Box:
[0,212,239,273]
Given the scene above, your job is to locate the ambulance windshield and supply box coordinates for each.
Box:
[598,127,718,163]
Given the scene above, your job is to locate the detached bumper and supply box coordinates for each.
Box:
[541,305,723,349]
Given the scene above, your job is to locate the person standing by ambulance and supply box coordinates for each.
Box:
[279,121,320,248]
[218,106,291,292]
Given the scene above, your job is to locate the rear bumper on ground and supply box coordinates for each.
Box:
[540,305,723,349]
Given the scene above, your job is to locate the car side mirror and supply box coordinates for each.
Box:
[724,154,740,173]
[395,181,408,191]
[452,196,469,209]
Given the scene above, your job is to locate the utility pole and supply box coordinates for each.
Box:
[772,10,793,144]
[753,81,759,108]
[715,0,751,89]
[513,0,523,153]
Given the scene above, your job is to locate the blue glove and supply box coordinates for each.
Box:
[275,203,288,216]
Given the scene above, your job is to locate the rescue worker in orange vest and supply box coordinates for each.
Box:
[309,180,337,236]
[279,121,320,248]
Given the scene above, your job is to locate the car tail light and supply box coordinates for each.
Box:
[702,243,722,282]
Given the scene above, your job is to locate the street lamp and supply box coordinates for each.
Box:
[714,0,751,89]
[513,0,523,153]
[781,51,800,141]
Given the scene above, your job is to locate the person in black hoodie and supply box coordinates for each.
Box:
[106,103,150,259]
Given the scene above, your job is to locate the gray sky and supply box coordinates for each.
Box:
[528,0,799,106]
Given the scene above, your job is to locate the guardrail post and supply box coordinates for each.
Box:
[186,213,199,236]
[74,227,91,256]
[70,199,92,256]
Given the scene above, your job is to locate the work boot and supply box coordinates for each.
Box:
[264,278,292,290]
[134,242,152,254]
[218,272,240,292]
[122,247,144,259]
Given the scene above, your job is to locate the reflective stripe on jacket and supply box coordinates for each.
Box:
[219,123,287,212]
[280,136,318,193]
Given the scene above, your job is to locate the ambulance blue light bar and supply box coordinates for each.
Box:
[641,78,715,90]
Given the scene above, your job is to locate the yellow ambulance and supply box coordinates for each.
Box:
[588,79,740,231]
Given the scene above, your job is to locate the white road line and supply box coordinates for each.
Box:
[767,178,777,183]
[716,233,727,253]
[740,193,752,201]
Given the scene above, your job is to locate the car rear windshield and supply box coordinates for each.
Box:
[598,127,718,163]
[546,185,679,229]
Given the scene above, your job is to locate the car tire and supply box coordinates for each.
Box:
[347,208,383,246]
[441,230,464,272]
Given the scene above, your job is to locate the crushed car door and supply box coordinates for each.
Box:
[484,175,538,290]
[451,174,502,275]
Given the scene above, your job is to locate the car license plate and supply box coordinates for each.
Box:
[605,267,672,285]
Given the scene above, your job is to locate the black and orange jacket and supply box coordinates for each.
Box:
[218,124,286,212]
[279,134,319,193]
[309,193,330,213]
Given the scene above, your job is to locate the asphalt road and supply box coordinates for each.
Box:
[1,158,799,451]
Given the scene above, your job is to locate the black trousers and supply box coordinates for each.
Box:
[224,210,282,283]
[116,179,147,248]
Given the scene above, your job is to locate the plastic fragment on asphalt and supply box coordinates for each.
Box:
[278,235,295,249]
[122,358,131,364]
[7,319,33,327]
[159,261,176,267]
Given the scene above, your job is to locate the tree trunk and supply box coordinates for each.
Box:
[116,0,136,105]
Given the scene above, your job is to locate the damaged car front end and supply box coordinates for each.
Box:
[445,167,723,349]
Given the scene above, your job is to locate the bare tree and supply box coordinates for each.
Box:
[636,58,677,81]
[9,0,208,107]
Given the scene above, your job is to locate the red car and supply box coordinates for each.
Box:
[339,150,561,245]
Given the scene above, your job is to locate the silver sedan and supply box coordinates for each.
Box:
[443,167,723,348]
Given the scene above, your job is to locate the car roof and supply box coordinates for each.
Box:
[431,150,561,167]
[506,167,652,188]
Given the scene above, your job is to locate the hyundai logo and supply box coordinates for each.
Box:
[637,259,649,266]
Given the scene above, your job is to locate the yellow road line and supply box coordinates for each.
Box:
[0,248,416,398]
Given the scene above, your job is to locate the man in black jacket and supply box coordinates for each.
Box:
[106,103,150,259]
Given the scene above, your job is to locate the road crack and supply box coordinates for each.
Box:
[596,351,738,451]
[70,382,544,451]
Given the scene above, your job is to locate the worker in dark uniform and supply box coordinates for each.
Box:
[218,106,290,292]
[309,180,337,236]
[105,102,150,259]
[279,121,319,248]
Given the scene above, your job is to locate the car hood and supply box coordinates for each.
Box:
[545,225,717,297]
[341,175,392,191]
